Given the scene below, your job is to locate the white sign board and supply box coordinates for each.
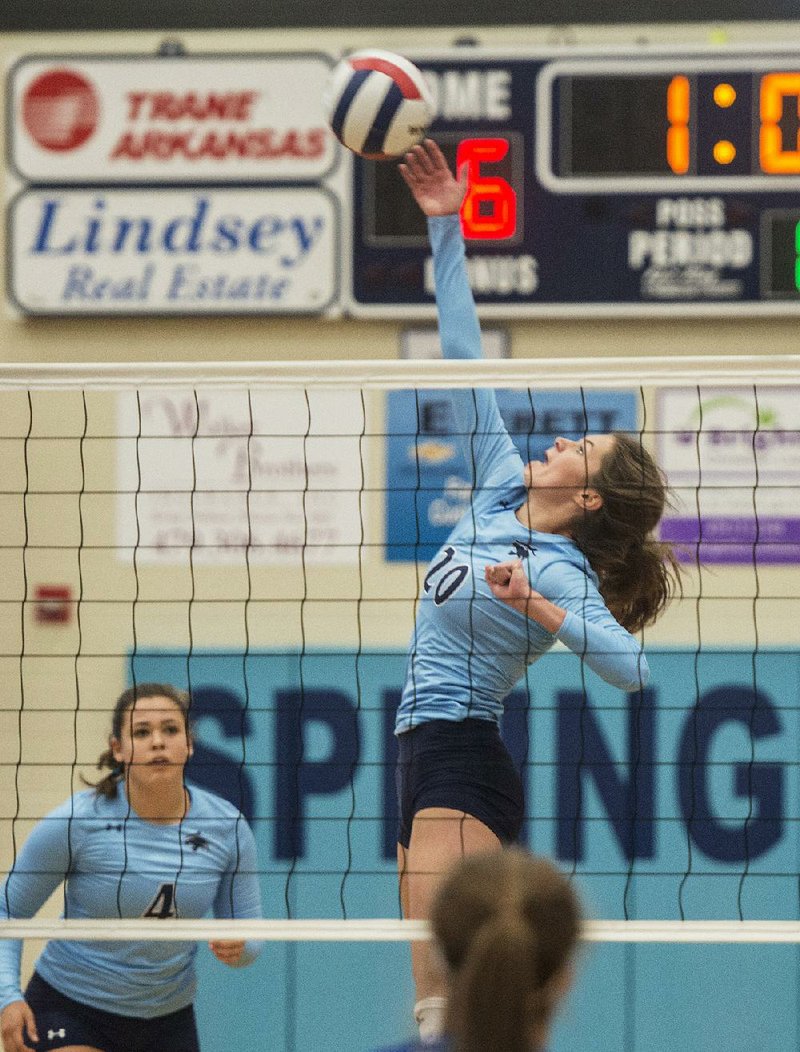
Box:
[9,54,338,183]
[657,386,800,563]
[117,389,368,565]
[9,187,339,314]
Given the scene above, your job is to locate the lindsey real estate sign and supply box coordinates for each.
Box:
[8,187,339,313]
[7,54,337,182]
[5,52,344,315]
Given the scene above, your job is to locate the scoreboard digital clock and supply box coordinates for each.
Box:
[349,45,800,316]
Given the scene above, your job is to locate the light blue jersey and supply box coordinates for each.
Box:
[376,1040,450,1052]
[0,783,262,1018]
[375,1043,550,1052]
[376,1043,552,1052]
[395,215,648,734]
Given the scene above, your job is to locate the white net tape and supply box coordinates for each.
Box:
[3,919,800,943]
[0,355,797,389]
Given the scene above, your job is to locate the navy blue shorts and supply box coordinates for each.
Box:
[24,972,201,1052]
[396,718,524,849]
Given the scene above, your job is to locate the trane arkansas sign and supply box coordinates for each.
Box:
[8,54,337,183]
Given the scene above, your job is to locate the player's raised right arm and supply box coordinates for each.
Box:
[399,140,479,362]
[399,141,518,485]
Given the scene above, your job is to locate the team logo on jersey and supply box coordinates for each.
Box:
[105,823,124,832]
[509,541,536,559]
[185,832,210,851]
[48,1028,66,1040]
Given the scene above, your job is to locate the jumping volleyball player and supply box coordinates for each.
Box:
[395,141,681,1043]
[0,683,262,1052]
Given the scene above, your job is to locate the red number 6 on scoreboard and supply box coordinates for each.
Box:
[456,138,517,240]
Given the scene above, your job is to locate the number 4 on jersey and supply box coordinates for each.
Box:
[144,882,178,919]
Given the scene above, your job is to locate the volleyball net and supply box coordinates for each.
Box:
[1,355,800,1044]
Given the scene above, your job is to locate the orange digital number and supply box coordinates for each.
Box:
[666,75,690,175]
[760,73,800,174]
[456,138,516,240]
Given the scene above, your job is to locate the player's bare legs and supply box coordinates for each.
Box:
[398,807,501,1036]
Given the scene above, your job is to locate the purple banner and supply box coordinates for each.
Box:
[661,516,800,564]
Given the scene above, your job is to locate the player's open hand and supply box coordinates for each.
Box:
[209,939,246,966]
[398,139,468,216]
[0,999,38,1052]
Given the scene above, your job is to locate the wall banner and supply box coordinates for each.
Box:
[8,186,339,314]
[116,387,366,564]
[8,54,337,183]
[657,386,800,563]
[131,645,800,1052]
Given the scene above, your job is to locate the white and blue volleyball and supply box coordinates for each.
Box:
[323,50,436,160]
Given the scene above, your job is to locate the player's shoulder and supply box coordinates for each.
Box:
[185,782,244,820]
[481,460,526,501]
[533,538,601,590]
[46,787,109,819]
[29,789,116,846]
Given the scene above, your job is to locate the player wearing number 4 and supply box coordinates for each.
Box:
[0,683,262,1052]
[395,140,681,1044]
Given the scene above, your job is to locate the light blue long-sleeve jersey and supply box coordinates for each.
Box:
[395,215,648,734]
[0,783,262,1018]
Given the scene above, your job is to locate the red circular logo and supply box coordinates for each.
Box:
[21,68,99,152]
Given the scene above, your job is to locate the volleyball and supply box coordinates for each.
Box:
[323,50,436,160]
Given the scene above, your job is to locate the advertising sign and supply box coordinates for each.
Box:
[657,386,800,562]
[117,387,367,563]
[9,186,339,314]
[9,54,337,183]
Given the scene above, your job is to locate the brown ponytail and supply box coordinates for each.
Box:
[86,746,126,800]
[431,849,581,1052]
[81,682,191,799]
[449,916,540,1052]
[572,432,682,633]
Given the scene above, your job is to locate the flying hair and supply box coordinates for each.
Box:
[571,432,683,633]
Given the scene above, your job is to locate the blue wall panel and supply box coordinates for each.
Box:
[130,648,800,1051]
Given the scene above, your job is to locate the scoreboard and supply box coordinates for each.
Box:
[350,46,800,316]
